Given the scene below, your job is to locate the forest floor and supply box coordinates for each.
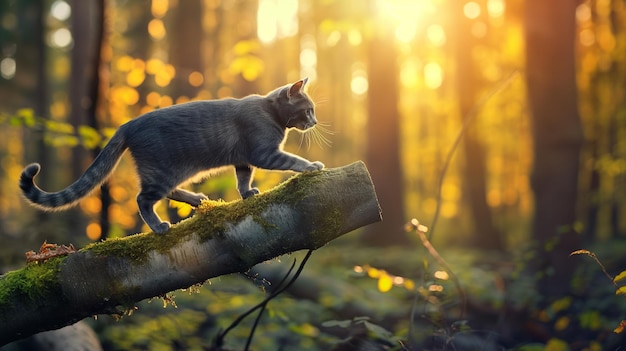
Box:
[80,237,626,350]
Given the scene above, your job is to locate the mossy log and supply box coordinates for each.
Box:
[0,161,381,345]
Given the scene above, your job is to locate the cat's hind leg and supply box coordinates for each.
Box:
[137,190,171,233]
[235,165,259,199]
[167,188,208,206]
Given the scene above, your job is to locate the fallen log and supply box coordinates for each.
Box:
[0,161,381,345]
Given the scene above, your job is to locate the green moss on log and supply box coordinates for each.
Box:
[83,170,325,264]
[0,257,64,311]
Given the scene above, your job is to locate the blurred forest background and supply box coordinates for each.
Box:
[2,0,626,349]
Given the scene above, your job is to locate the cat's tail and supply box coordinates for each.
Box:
[20,131,128,211]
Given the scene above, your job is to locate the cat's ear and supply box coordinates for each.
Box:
[288,78,308,98]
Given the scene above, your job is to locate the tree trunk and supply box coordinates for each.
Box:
[69,0,91,177]
[524,0,584,298]
[68,0,110,238]
[362,25,408,246]
[0,162,381,345]
[170,0,203,100]
[455,2,503,250]
[88,0,110,239]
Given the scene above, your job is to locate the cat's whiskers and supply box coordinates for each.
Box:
[307,125,333,149]
[305,131,312,150]
[296,131,307,152]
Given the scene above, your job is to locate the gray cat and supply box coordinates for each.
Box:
[20,78,324,233]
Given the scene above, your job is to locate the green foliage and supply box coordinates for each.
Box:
[1,109,116,150]
[322,316,404,348]
[97,274,335,351]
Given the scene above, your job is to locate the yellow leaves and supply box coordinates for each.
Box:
[78,125,101,150]
[361,266,393,293]
[115,55,134,72]
[154,69,174,87]
[233,40,261,56]
[117,56,177,90]
[615,286,626,296]
[148,19,166,40]
[226,40,264,82]
[571,249,626,334]
[126,68,145,87]
[146,58,164,74]
[111,85,139,105]
[365,265,379,278]
[356,264,418,293]
[614,270,626,284]
[377,272,393,293]
[146,58,175,87]
[228,56,264,82]
[170,200,193,218]
[44,120,78,147]
[15,108,36,126]
[614,320,626,334]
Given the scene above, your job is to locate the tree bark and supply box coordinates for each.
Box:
[524,0,584,298]
[0,162,381,346]
[362,22,408,246]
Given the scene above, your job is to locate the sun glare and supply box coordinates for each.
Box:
[257,0,299,44]
[351,64,368,96]
[463,1,481,19]
[50,28,73,48]
[50,0,71,21]
[426,24,446,46]
[424,62,443,89]
[375,0,437,43]
[0,57,16,79]
[487,0,505,18]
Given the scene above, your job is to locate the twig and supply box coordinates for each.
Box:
[213,250,314,350]
[428,70,520,241]
[412,219,466,319]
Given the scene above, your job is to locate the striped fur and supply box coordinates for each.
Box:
[20,131,126,211]
[20,78,324,234]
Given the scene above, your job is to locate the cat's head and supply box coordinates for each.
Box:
[270,78,317,131]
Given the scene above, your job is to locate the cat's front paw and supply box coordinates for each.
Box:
[193,193,209,206]
[153,221,171,234]
[304,161,325,172]
[241,187,260,199]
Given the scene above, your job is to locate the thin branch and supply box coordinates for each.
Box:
[429,70,520,241]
